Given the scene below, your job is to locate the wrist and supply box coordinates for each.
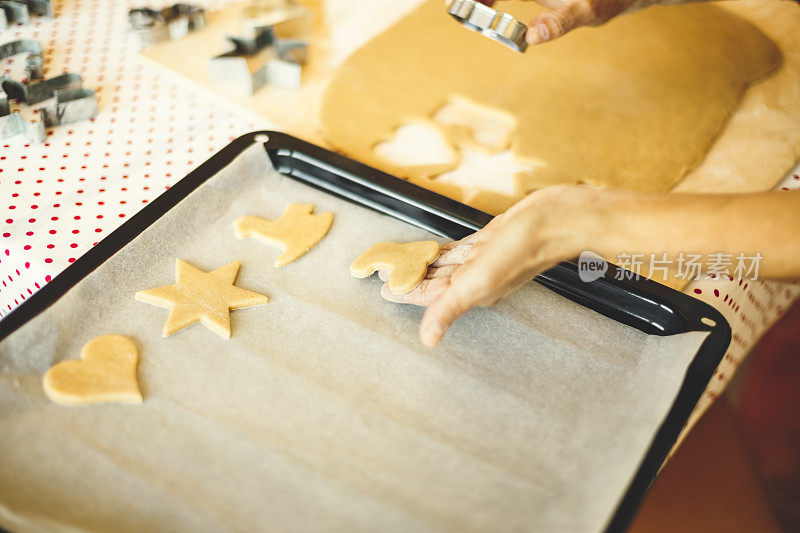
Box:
[559,186,636,260]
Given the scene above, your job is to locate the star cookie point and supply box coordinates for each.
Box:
[136,259,269,338]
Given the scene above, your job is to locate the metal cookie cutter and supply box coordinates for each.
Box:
[39,87,99,127]
[129,3,206,46]
[1,40,99,143]
[208,2,310,93]
[208,26,308,92]
[0,0,52,29]
[0,39,44,85]
[447,0,528,53]
[0,39,45,116]
[0,79,98,143]
[1,72,83,107]
[0,111,46,143]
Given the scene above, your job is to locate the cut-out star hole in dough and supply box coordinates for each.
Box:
[350,241,441,294]
[43,335,143,406]
[233,203,334,267]
[135,259,269,339]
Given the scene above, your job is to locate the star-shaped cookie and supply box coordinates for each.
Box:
[135,259,269,339]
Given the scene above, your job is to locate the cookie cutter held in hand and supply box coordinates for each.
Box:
[447,0,528,53]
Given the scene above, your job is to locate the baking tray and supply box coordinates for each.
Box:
[0,131,730,532]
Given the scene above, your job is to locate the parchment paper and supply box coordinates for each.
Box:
[0,145,708,533]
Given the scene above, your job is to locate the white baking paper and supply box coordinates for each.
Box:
[0,144,708,532]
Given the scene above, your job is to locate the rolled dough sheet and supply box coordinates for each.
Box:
[676,0,800,194]
[320,0,783,203]
[0,145,710,533]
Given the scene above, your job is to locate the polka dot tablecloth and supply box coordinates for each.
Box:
[0,0,268,316]
[1,1,799,430]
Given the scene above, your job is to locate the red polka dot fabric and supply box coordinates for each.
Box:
[684,199,800,429]
[1,1,799,427]
[1,0,268,316]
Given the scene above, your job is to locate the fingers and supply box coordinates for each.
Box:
[527,2,592,45]
[432,243,473,267]
[417,218,552,347]
[381,264,454,285]
[428,264,457,279]
[431,219,502,267]
[378,264,456,306]
[418,274,478,347]
[381,278,449,306]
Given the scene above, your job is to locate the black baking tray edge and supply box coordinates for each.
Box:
[0,131,731,533]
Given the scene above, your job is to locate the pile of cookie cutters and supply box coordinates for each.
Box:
[207,0,311,92]
[128,3,207,47]
[0,0,51,29]
[128,0,310,92]
[447,0,529,53]
[0,39,98,144]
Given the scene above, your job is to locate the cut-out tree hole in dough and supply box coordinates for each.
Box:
[351,241,441,294]
[135,259,269,339]
[233,203,333,267]
[43,335,143,406]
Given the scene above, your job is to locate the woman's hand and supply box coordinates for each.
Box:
[381,185,609,347]
[382,184,800,347]
[478,0,685,46]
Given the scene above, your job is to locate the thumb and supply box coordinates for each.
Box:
[527,2,592,45]
[418,263,487,347]
[419,286,473,347]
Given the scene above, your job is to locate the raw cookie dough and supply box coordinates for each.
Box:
[233,203,334,267]
[351,241,441,294]
[320,0,780,198]
[43,335,143,406]
[135,259,269,339]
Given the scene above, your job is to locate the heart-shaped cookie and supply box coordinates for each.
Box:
[43,335,143,406]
